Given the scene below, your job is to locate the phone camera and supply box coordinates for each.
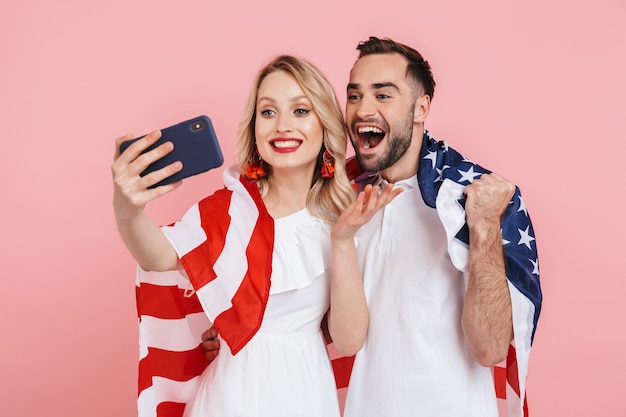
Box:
[191,119,207,132]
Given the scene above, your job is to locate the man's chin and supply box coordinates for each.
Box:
[356,154,381,173]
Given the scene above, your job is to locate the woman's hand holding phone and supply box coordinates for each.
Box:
[112,130,184,221]
[113,115,224,216]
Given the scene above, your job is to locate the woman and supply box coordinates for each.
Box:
[112,55,400,416]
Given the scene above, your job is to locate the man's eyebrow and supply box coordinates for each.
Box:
[373,82,399,91]
[346,82,400,91]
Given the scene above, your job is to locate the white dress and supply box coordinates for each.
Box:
[182,208,341,417]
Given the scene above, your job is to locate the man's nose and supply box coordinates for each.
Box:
[354,95,376,119]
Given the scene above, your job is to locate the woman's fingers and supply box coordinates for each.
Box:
[112,129,184,190]
[114,133,134,158]
[112,129,185,219]
[361,183,403,215]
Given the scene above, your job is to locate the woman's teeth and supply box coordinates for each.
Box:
[273,140,300,148]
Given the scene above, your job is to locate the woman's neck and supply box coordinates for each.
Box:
[263,170,313,218]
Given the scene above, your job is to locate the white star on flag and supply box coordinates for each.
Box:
[457,166,482,183]
[435,165,450,182]
[530,258,540,275]
[517,195,528,216]
[518,225,536,250]
[424,150,438,169]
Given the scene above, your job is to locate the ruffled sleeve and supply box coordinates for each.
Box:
[269,209,332,294]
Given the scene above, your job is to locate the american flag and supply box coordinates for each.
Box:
[136,167,275,417]
[136,268,209,417]
[419,130,541,417]
[134,131,541,416]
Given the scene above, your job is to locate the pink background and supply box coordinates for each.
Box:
[2,0,624,416]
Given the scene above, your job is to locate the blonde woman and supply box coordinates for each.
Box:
[112,55,400,416]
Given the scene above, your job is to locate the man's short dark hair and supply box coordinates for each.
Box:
[356,36,436,100]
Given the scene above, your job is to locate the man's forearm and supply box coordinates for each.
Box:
[462,221,513,367]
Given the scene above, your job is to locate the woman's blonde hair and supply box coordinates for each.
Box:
[235,55,355,223]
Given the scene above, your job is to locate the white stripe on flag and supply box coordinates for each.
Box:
[136,267,190,288]
[509,281,535,416]
[138,313,212,359]
[199,175,259,321]
[162,204,207,257]
[138,375,202,417]
[435,179,470,271]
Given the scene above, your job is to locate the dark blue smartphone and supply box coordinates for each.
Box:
[119,115,224,188]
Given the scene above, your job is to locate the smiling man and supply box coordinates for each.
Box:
[347,52,430,182]
[339,37,542,417]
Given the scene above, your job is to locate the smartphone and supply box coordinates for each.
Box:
[119,115,224,188]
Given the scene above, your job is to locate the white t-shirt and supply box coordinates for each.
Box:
[343,175,498,417]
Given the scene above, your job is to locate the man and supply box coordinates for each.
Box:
[336,36,541,417]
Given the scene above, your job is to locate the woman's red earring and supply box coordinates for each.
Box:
[321,150,335,179]
[245,149,267,179]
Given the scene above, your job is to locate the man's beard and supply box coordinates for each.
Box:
[352,109,415,173]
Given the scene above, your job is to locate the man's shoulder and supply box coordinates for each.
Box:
[422,134,492,181]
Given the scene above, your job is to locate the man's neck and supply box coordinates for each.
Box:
[379,131,423,183]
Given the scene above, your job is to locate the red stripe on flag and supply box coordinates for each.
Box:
[494,365,506,399]
[136,283,204,320]
[183,188,233,289]
[156,401,186,417]
[214,177,274,354]
[138,346,208,394]
[505,344,530,417]
[332,355,355,389]
[524,397,529,417]
[506,344,521,396]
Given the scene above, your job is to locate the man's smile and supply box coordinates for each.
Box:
[355,124,386,150]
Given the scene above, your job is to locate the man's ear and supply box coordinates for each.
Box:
[413,94,431,123]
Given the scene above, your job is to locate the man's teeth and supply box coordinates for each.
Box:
[273,140,300,148]
[358,126,383,149]
[358,126,383,134]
